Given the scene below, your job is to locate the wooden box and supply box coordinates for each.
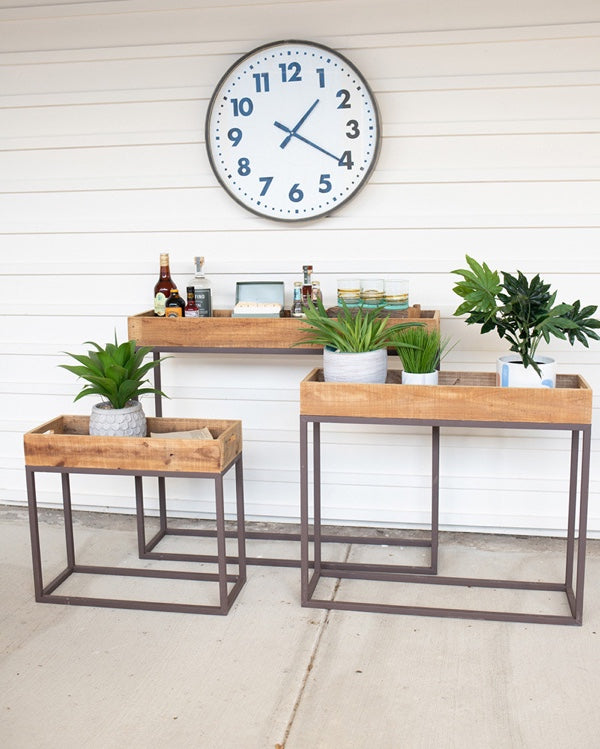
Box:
[128,308,440,350]
[23,416,242,473]
[300,369,592,425]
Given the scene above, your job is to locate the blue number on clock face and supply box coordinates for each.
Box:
[207,41,379,221]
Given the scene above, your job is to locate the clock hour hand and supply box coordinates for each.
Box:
[276,99,319,149]
[274,120,292,135]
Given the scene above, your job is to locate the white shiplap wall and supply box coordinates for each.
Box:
[2,0,599,535]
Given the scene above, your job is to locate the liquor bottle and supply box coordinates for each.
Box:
[302,264,313,307]
[154,253,176,317]
[188,256,212,317]
[311,280,323,305]
[291,281,304,317]
[184,286,200,317]
[165,288,185,317]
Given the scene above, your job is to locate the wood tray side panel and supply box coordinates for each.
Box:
[24,418,242,473]
[300,369,592,424]
[128,310,440,349]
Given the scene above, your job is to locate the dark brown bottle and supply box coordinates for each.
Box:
[154,253,175,317]
[184,286,200,317]
[165,288,185,317]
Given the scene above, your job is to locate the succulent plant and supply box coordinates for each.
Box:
[60,335,167,409]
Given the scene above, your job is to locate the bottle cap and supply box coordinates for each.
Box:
[160,253,169,263]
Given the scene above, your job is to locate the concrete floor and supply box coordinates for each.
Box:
[1,506,600,749]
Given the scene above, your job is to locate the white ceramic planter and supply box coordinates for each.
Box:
[401,370,439,385]
[496,355,556,388]
[89,400,147,437]
[323,347,388,383]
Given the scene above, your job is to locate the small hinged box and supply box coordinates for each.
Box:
[232,281,285,318]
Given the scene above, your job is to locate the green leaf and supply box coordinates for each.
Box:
[451,254,600,363]
[60,333,170,408]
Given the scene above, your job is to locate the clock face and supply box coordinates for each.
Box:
[205,40,381,222]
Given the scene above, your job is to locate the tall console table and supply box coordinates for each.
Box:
[128,308,440,568]
[299,369,592,625]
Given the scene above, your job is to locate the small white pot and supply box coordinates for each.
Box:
[323,347,388,383]
[89,400,147,437]
[401,370,439,386]
[496,355,556,389]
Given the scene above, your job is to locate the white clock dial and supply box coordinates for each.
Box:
[205,40,381,222]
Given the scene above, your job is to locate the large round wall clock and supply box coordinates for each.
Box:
[205,39,381,222]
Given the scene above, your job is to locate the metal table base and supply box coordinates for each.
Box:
[300,416,591,626]
[147,351,438,569]
[26,456,246,616]
[142,478,438,571]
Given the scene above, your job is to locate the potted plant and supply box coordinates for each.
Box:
[60,335,168,436]
[295,299,420,383]
[451,255,600,387]
[393,327,454,385]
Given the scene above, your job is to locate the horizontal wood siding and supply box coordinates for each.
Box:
[2,0,599,535]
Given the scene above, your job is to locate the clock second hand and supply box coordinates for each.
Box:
[274,122,341,162]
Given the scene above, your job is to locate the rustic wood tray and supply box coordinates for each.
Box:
[128,307,440,349]
[300,369,592,424]
[23,416,242,473]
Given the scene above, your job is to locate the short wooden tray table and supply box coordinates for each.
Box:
[23,416,246,615]
[299,369,592,625]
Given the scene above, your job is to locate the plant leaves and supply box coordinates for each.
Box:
[60,333,170,408]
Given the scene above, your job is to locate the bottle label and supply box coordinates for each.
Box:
[154,292,167,316]
[165,307,183,318]
[194,288,212,317]
[185,308,200,317]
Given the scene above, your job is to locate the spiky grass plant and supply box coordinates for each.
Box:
[295,298,420,353]
[393,327,454,374]
[60,335,168,409]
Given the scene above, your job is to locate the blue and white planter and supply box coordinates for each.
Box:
[496,355,556,389]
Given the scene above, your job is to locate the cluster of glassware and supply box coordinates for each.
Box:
[337,279,409,310]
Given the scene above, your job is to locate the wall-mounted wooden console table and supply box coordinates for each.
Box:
[299,369,592,625]
[24,416,246,615]
[128,306,440,355]
[128,308,440,569]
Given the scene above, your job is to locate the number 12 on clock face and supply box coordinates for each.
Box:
[205,40,381,222]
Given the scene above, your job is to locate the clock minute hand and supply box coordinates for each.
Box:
[273,121,340,162]
[277,99,319,149]
[289,131,341,162]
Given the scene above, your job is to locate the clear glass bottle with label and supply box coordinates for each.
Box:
[302,264,313,308]
[291,281,304,317]
[188,256,212,317]
[311,280,323,305]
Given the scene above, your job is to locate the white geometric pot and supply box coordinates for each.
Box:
[401,370,439,385]
[496,355,556,389]
[323,347,388,383]
[89,400,147,437]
